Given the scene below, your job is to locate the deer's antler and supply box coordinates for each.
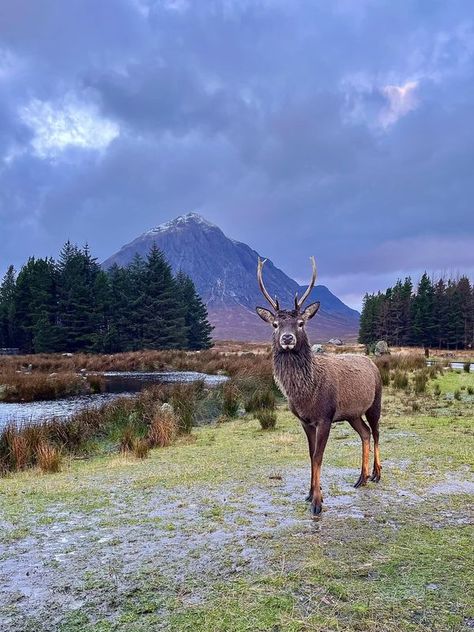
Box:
[295,256,317,310]
[257,257,279,311]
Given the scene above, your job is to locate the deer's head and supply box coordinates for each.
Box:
[255,257,320,351]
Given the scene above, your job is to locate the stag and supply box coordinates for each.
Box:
[256,257,382,516]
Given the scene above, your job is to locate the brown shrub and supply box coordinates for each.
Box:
[36,441,62,473]
[256,408,277,430]
[147,410,178,448]
[132,438,149,459]
[119,425,136,453]
[9,432,30,470]
[0,369,87,403]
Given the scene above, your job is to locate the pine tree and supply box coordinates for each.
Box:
[457,277,473,349]
[358,294,379,344]
[433,279,448,348]
[0,266,16,348]
[141,245,187,349]
[411,273,434,347]
[14,257,61,353]
[57,242,101,351]
[176,270,214,350]
[127,254,148,350]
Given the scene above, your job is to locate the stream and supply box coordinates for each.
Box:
[0,371,228,429]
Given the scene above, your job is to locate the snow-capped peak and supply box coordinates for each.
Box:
[145,212,216,236]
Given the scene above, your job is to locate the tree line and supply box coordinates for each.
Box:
[359,273,474,349]
[0,242,213,353]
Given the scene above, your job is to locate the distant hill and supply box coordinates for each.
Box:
[102,213,360,342]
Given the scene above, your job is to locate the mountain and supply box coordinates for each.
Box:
[102,213,360,342]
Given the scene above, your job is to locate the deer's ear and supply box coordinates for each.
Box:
[301,301,320,322]
[256,307,275,324]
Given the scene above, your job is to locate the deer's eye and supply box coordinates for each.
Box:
[272,322,279,329]
[298,320,304,328]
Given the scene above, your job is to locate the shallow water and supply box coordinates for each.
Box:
[0,371,228,428]
[426,360,473,372]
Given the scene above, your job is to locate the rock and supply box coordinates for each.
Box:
[80,368,87,373]
[328,338,343,345]
[312,344,324,354]
[236,406,246,417]
[374,340,390,356]
[62,353,73,357]
[160,402,173,414]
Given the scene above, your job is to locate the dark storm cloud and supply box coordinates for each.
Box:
[0,0,473,308]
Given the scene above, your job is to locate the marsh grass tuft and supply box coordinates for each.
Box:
[414,370,428,394]
[221,382,240,418]
[119,424,137,453]
[171,382,204,434]
[256,408,277,430]
[393,370,409,390]
[36,441,62,473]
[132,438,149,459]
[379,366,390,386]
[147,411,178,448]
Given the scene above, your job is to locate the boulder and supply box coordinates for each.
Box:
[374,340,390,356]
[311,344,324,354]
[328,338,343,346]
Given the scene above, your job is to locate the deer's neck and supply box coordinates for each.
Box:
[273,340,314,404]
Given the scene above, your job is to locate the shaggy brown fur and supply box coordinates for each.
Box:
[257,305,382,516]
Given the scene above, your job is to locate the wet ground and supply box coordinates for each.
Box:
[1,461,472,631]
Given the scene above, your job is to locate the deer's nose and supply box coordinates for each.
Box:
[281,333,296,346]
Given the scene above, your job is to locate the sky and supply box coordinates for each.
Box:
[1,0,473,310]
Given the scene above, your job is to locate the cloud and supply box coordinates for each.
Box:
[0,0,473,310]
[19,96,120,158]
[380,80,419,127]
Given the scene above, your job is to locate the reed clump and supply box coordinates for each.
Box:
[374,353,426,372]
[0,370,87,403]
[256,408,277,430]
[414,370,429,394]
[132,438,149,459]
[221,382,240,418]
[147,410,178,448]
[36,441,62,473]
[392,370,409,390]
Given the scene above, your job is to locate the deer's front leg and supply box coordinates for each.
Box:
[301,422,316,501]
[311,421,332,516]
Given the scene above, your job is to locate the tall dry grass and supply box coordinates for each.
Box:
[147,410,178,448]
[0,369,88,402]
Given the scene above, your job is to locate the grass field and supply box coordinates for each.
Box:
[0,365,473,631]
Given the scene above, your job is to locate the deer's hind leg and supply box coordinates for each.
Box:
[366,394,382,483]
[348,417,371,488]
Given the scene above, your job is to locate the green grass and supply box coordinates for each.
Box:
[0,380,473,631]
[433,370,474,395]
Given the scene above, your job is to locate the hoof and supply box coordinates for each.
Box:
[311,502,323,516]
[305,493,312,502]
[354,475,368,488]
[370,471,381,483]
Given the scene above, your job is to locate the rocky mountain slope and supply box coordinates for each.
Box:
[102,213,359,341]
